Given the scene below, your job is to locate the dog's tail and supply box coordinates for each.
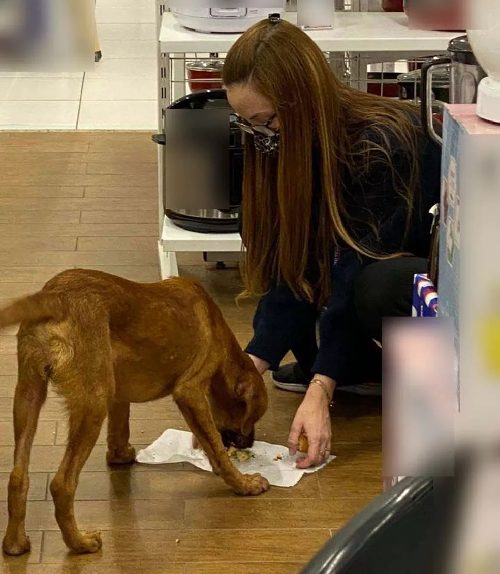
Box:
[0,291,65,330]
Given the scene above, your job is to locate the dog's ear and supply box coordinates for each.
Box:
[234,375,266,436]
[234,377,254,436]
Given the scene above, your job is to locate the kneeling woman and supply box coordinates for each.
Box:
[224,16,441,468]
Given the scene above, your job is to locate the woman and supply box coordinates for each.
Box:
[223,16,441,469]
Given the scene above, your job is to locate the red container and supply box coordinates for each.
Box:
[186,61,224,92]
[383,0,404,11]
[367,72,400,98]
[405,0,467,32]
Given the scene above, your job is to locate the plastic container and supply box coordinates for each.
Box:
[186,60,224,93]
[367,72,400,98]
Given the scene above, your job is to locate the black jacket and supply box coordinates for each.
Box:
[244,123,442,380]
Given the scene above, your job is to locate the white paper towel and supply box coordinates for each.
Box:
[136,429,335,488]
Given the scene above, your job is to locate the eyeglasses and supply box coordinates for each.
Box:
[233,113,278,137]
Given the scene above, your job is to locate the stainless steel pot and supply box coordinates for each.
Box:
[422,35,487,145]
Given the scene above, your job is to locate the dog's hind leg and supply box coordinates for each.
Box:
[48,317,116,554]
[49,393,108,554]
[2,360,48,556]
[106,401,136,465]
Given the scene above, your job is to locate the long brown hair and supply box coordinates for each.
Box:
[223,19,420,305]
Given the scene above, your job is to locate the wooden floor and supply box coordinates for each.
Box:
[0,132,382,574]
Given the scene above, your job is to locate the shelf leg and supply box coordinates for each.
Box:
[158,243,179,279]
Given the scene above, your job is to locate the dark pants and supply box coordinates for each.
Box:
[292,257,429,386]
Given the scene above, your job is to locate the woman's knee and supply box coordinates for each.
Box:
[353,258,428,339]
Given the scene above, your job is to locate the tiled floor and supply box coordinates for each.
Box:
[0,0,157,130]
[0,131,383,573]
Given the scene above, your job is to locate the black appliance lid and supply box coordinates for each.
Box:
[397,68,450,86]
[448,35,479,65]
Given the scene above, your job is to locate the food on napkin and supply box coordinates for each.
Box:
[136,429,335,488]
[227,446,254,462]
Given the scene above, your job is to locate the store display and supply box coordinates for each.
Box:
[170,0,286,33]
[438,105,500,422]
[468,0,500,124]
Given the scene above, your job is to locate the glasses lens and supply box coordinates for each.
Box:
[234,118,254,134]
[233,115,277,137]
[253,125,276,136]
[235,122,252,134]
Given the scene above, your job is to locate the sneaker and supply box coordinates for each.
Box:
[272,362,382,396]
[272,362,309,393]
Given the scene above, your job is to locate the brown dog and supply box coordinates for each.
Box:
[0,269,269,556]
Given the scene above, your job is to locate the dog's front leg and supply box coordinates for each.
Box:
[106,401,136,465]
[174,390,269,496]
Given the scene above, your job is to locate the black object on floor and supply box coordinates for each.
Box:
[300,470,464,574]
[95,50,102,63]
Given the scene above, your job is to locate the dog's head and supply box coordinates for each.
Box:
[210,360,268,450]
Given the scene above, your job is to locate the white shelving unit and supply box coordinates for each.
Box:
[157,9,458,279]
[160,11,456,54]
[159,217,241,277]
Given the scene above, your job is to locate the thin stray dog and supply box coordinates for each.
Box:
[0,269,269,556]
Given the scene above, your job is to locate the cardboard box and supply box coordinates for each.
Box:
[439,104,500,440]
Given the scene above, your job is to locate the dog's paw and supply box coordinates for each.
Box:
[2,533,31,556]
[106,445,136,466]
[234,473,270,496]
[70,531,102,554]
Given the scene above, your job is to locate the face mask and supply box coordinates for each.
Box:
[253,132,280,155]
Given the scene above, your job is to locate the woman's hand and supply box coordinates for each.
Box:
[288,375,335,469]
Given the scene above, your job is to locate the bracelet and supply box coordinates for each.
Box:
[310,378,334,408]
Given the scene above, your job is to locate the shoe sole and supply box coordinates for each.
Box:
[272,378,381,396]
[272,380,308,393]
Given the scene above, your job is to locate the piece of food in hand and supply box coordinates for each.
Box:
[298,432,309,453]
[227,446,254,462]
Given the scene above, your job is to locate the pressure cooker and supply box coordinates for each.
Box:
[154,89,243,234]
[421,35,486,145]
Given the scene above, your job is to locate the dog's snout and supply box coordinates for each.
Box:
[221,429,255,449]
